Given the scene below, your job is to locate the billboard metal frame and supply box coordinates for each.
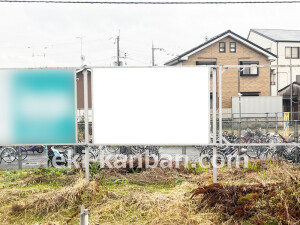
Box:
[212,64,300,183]
[1,65,300,184]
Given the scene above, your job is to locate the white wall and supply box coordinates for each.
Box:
[248,32,277,53]
[248,32,300,95]
[232,96,283,118]
[277,42,300,91]
[248,31,278,96]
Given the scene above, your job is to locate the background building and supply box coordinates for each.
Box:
[165,30,276,114]
[248,29,300,97]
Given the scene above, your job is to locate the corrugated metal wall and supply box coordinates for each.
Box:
[232,96,283,118]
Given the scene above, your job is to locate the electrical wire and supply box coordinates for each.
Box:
[0,0,300,4]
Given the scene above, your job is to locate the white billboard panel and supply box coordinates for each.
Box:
[93,67,209,145]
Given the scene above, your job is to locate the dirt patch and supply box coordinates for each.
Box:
[11,178,87,215]
[191,178,300,224]
[22,174,77,186]
[94,167,191,185]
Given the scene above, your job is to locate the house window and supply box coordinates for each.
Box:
[196,61,216,77]
[240,92,260,96]
[286,47,299,59]
[240,61,259,76]
[219,42,225,53]
[230,42,236,53]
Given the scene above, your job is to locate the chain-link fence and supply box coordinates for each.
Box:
[215,112,300,141]
[2,111,300,171]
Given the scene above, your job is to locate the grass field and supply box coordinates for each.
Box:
[0,161,299,224]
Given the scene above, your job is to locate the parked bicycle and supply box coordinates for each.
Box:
[0,146,16,163]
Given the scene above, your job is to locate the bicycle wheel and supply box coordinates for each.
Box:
[260,147,272,160]
[1,147,17,163]
[20,149,28,160]
[272,148,288,160]
[36,146,44,154]
[148,146,160,155]
[105,146,120,154]
[12,148,28,161]
[246,146,258,159]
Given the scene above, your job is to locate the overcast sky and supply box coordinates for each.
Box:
[0,0,300,68]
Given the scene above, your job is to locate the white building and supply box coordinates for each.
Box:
[248,29,300,96]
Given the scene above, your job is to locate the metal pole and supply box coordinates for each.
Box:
[290,59,293,121]
[238,70,242,139]
[117,36,120,66]
[275,113,278,133]
[182,146,186,157]
[266,113,269,133]
[212,66,217,183]
[80,205,89,225]
[18,146,22,170]
[152,41,155,66]
[83,69,89,185]
[231,112,234,134]
[294,120,298,143]
[219,67,224,145]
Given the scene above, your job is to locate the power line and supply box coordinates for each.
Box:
[1,0,300,4]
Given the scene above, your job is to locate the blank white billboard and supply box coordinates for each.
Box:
[93,67,209,145]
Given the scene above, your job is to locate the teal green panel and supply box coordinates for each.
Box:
[11,69,76,144]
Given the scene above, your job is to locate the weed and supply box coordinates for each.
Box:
[90,162,100,178]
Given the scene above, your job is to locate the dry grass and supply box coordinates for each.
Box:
[0,160,299,224]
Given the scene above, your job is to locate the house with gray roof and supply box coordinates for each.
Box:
[248,29,300,100]
[164,30,276,113]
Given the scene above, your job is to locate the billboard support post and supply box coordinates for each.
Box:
[182,146,186,157]
[83,68,89,185]
[218,67,227,150]
[212,66,217,183]
[213,66,227,183]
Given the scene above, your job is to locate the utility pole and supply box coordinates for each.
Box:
[152,41,164,66]
[117,35,120,66]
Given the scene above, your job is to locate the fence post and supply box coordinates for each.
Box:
[182,146,186,158]
[294,120,299,163]
[294,120,298,143]
[80,205,89,225]
[275,113,278,133]
[266,113,269,134]
[83,69,89,185]
[238,119,241,140]
[18,146,22,170]
[231,113,234,134]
